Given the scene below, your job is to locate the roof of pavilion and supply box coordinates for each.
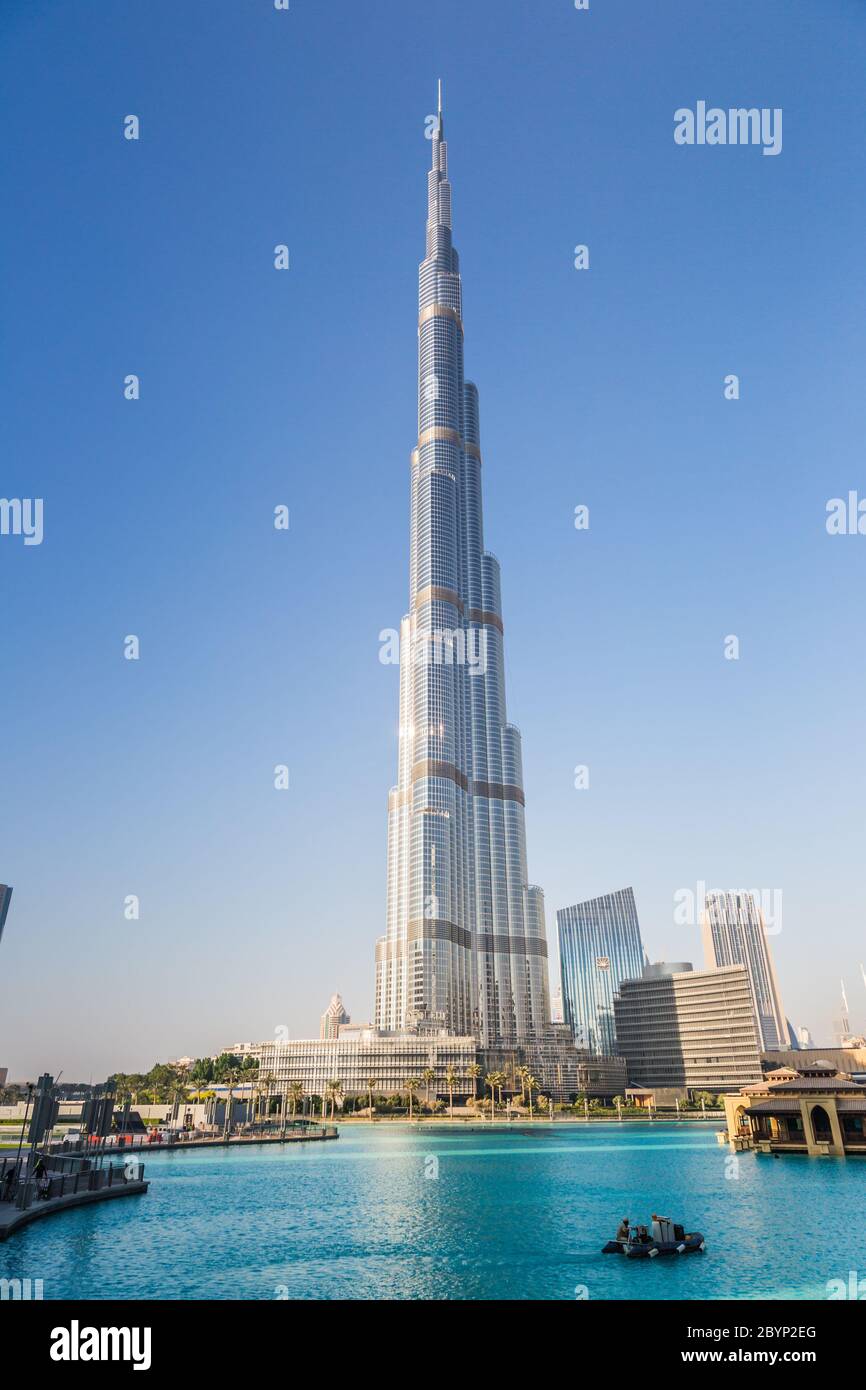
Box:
[748,1096,866,1115]
[767,1075,864,1094]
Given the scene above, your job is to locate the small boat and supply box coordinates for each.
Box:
[602,1215,706,1257]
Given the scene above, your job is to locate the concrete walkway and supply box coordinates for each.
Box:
[100,1127,339,1156]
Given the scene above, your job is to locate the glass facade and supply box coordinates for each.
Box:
[701,891,787,1051]
[375,94,550,1047]
[0,885,11,946]
[557,888,645,1055]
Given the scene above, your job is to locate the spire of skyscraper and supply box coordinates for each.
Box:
[374,92,551,1047]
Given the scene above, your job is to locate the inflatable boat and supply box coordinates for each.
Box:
[602,1215,706,1257]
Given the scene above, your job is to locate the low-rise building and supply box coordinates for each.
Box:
[236,1030,479,1101]
[224,1026,623,1104]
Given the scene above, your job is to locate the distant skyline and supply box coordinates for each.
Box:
[2,0,866,1078]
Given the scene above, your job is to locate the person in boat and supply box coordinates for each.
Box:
[615,1218,630,1243]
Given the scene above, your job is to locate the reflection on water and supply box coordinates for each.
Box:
[0,1123,857,1300]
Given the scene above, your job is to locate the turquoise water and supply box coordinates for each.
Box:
[2,1123,862,1300]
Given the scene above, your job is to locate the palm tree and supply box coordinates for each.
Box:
[536,1093,549,1115]
[260,1070,276,1126]
[524,1072,538,1119]
[191,1058,214,1095]
[222,1067,242,1138]
[365,1077,376,1119]
[466,1061,481,1109]
[213,1053,242,1081]
[240,1055,259,1123]
[484,1072,500,1121]
[405,1078,420,1121]
[444,1065,458,1120]
[324,1079,343,1121]
[515,1064,529,1106]
[288,1081,304,1120]
[422,1068,436,1110]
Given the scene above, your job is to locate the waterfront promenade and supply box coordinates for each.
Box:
[0,1125,337,1241]
[0,1153,148,1243]
[79,1124,340,1156]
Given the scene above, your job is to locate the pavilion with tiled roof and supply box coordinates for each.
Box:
[723,1063,866,1157]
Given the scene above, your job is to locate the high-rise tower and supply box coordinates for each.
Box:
[319,994,350,1040]
[375,90,551,1047]
[701,891,787,1052]
[557,887,645,1055]
[0,885,12,946]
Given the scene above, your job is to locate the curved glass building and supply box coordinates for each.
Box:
[557,887,645,1055]
[375,90,551,1048]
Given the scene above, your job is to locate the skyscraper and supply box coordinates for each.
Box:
[319,994,350,1040]
[701,891,787,1052]
[557,887,645,1055]
[375,88,551,1047]
[0,885,12,946]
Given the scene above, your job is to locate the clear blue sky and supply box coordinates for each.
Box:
[2,0,865,1080]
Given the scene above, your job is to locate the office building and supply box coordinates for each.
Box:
[0,885,12,945]
[557,888,645,1054]
[701,891,787,1050]
[613,963,763,1092]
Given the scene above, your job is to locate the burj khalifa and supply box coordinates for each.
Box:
[375,88,551,1049]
